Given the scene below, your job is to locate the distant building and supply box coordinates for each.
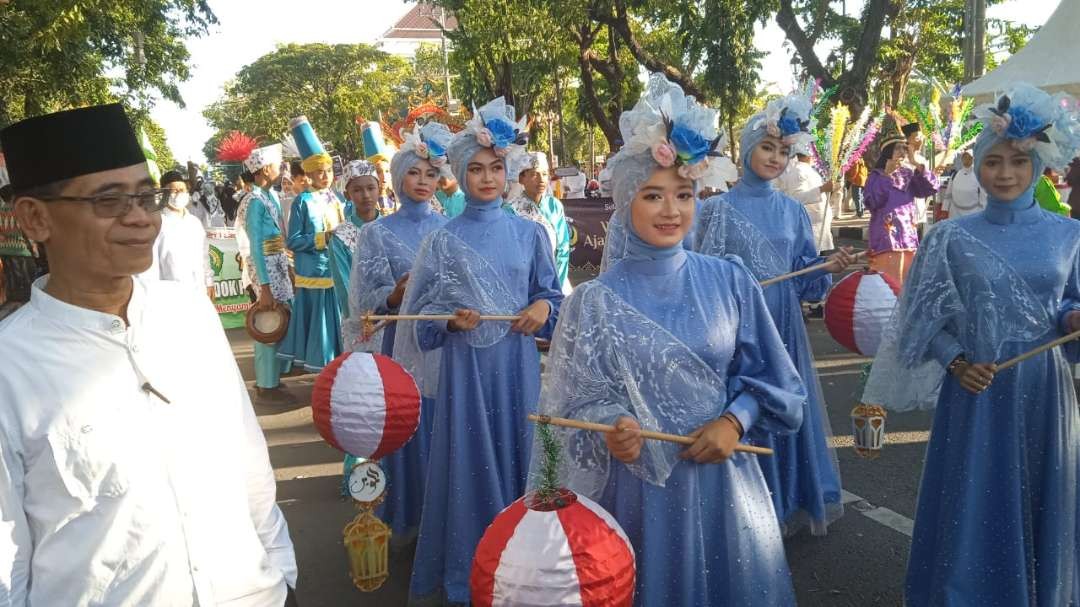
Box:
[377,1,457,58]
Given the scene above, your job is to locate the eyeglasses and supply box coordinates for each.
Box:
[38,189,170,218]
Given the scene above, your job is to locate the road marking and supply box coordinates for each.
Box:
[841,489,914,538]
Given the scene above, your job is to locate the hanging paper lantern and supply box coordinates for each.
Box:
[471,489,636,607]
[824,270,901,356]
[311,352,421,459]
[851,402,887,459]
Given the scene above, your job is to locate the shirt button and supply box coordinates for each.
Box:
[110,320,123,331]
[131,344,140,352]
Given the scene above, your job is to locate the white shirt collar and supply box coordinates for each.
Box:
[29,275,145,335]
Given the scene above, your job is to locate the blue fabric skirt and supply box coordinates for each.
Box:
[278,286,341,373]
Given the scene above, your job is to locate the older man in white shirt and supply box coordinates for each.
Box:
[0,104,297,606]
[776,143,836,252]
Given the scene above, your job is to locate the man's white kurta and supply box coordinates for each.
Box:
[0,277,296,606]
[143,208,214,292]
[942,166,987,219]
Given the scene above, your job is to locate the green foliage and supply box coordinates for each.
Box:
[535,422,562,500]
[0,0,216,128]
[202,43,412,162]
[129,112,178,171]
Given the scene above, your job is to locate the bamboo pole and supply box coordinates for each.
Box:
[998,328,1080,371]
[528,414,774,456]
[758,251,868,288]
[362,314,521,322]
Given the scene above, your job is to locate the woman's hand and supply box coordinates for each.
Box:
[386,273,410,309]
[952,360,996,394]
[606,417,643,463]
[1065,310,1080,334]
[825,246,859,273]
[253,284,277,312]
[447,309,481,332]
[511,300,551,335]
[680,415,743,464]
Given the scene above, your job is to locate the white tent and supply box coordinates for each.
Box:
[962,0,1080,101]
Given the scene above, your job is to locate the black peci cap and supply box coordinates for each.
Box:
[0,103,146,192]
[901,122,921,137]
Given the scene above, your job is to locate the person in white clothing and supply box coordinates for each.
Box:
[776,143,836,253]
[143,169,215,299]
[0,104,299,606]
[941,150,987,219]
[903,123,932,233]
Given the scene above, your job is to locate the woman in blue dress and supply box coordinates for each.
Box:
[394,98,564,603]
[537,74,806,607]
[864,83,1080,606]
[344,125,451,537]
[694,93,856,535]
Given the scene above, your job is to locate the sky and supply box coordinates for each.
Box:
[151,0,1062,165]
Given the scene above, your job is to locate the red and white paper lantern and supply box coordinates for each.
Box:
[824,270,901,356]
[312,352,421,459]
[471,490,636,607]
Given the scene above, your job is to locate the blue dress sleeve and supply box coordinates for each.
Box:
[725,259,806,435]
[527,223,565,339]
[352,225,397,317]
[791,205,832,301]
[1056,235,1080,363]
[246,199,270,286]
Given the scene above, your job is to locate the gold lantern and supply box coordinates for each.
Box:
[343,460,391,591]
[851,403,887,459]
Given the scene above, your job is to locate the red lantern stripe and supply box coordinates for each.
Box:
[471,498,529,607]
[824,274,859,354]
[311,353,348,453]
[370,353,422,460]
[558,497,636,606]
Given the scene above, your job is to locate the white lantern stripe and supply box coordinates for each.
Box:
[492,509,584,605]
[329,353,386,458]
[852,275,898,356]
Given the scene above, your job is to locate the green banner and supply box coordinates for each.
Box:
[207,228,251,329]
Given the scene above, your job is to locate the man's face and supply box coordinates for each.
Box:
[961,153,973,168]
[376,160,391,195]
[520,167,548,201]
[16,164,161,280]
[347,176,380,219]
[906,132,923,151]
[290,172,309,195]
[307,166,333,190]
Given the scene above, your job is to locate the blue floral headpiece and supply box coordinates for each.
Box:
[748,93,816,148]
[400,121,454,178]
[973,83,1080,168]
[465,97,529,157]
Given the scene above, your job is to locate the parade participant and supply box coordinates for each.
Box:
[347,122,451,536]
[331,159,381,351]
[507,151,573,293]
[538,73,805,606]
[902,123,931,236]
[436,174,466,218]
[863,125,939,287]
[141,169,215,299]
[394,97,563,604]
[279,160,309,230]
[695,91,856,535]
[0,104,298,605]
[940,150,986,219]
[244,144,296,406]
[280,116,345,372]
[362,121,398,216]
[1034,166,1071,216]
[863,83,1080,607]
[776,142,837,253]
[234,171,258,298]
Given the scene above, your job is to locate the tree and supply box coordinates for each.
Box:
[0,0,216,128]
[203,44,413,161]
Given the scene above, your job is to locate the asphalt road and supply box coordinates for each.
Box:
[234,240,937,606]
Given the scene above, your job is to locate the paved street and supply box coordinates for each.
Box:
[234,223,939,606]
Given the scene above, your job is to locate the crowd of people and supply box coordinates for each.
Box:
[0,71,1079,607]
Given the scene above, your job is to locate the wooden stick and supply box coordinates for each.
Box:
[528,414,774,456]
[998,328,1080,371]
[362,314,521,322]
[758,251,868,288]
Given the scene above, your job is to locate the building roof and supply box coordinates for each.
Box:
[382,2,457,40]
